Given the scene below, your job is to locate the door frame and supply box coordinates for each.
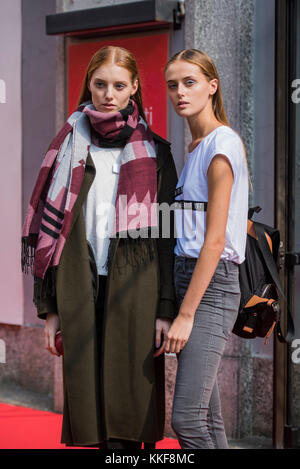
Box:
[274,0,299,449]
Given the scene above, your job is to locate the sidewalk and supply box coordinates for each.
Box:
[0,381,273,450]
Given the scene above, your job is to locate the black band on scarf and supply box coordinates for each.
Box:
[45,201,64,219]
[42,213,63,230]
[41,223,59,239]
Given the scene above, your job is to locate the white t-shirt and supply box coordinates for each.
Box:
[174,126,249,264]
[83,145,122,275]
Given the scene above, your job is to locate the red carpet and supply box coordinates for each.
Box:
[0,403,180,449]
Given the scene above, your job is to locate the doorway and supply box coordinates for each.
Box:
[274,0,300,449]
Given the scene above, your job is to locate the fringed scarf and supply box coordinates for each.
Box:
[21,100,158,300]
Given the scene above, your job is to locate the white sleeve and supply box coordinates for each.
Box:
[203,132,244,180]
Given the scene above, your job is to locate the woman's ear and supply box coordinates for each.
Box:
[209,78,218,96]
[131,79,139,97]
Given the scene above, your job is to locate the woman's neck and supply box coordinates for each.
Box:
[187,109,223,153]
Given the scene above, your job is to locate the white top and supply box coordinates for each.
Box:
[174,126,249,264]
[83,145,122,275]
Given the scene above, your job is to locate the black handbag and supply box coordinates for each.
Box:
[232,207,295,344]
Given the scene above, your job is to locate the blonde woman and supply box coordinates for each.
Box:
[164,49,249,449]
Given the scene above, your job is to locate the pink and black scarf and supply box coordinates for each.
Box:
[21,100,158,284]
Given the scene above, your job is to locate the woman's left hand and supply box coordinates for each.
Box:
[153,318,172,358]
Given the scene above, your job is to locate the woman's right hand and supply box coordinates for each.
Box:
[44,313,61,356]
[165,312,194,354]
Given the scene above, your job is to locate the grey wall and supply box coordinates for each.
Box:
[22,0,57,326]
[250,0,276,359]
[167,10,185,175]
[253,0,275,225]
[0,0,23,325]
[0,0,58,402]
[184,0,255,173]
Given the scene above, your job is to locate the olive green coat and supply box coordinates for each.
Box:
[36,134,178,447]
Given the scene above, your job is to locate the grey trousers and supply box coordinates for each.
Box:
[172,256,241,449]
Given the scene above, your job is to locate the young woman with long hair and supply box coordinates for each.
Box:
[164,49,249,449]
[22,46,177,449]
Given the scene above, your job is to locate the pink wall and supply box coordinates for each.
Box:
[0,0,23,325]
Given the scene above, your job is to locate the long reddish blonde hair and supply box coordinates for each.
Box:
[78,45,147,122]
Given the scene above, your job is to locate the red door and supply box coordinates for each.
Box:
[68,32,169,139]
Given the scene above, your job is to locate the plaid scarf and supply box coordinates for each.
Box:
[21,100,157,282]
